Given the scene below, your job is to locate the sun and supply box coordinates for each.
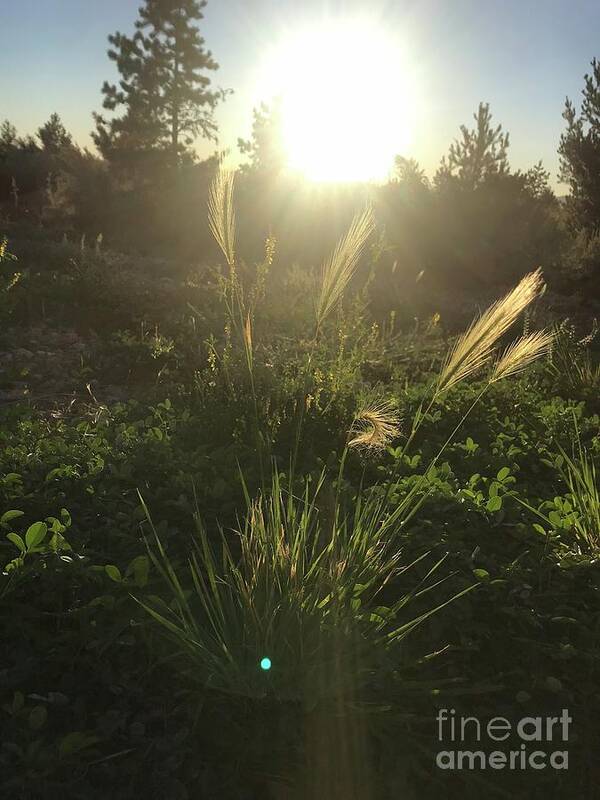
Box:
[256,19,418,183]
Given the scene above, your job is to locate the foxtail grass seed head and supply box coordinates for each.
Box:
[436,268,545,395]
[244,312,252,351]
[578,318,598,347]
[491,329,554,382]
[349,402,401,450]
[208,164,236,268]
[317,207,375,327]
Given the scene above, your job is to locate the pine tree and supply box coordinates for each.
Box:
[523,161,553,202]
[435,102,509,190]
[0,121,18,153]
[37,113,72,152]
[93,0,227,170]
[393,156,429,189]
[237,100,286,174]
[559,58,600,229]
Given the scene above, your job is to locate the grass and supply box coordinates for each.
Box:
[137,176,556,722]
[348,400,401,450]
[138,471,471,703]
[208,165,236,269]
[316,206,375,331]
[558,438,600,557]
[435,267,545,395]
[1,211,600,798]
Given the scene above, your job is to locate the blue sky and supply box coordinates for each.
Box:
[1,0,599,184]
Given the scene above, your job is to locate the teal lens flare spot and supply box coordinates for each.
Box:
[260,657,272,671]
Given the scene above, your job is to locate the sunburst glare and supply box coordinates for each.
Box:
[255,19,418,182]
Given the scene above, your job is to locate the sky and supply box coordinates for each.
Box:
[1,0,599,185]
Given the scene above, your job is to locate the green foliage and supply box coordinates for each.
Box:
[2,23,600,797]
[548,318,600,401]
[534,440,600,562]
[1,214,600,798]
[1,507,72,599]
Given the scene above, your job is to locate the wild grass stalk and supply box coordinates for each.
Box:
[365,272,552,518]
[491,329,553,382]
[398,269,548,461]
[316,207,375,334]
[207,165,236,269]
[435,268,544,395]
[291,207,375,475]
[207,163,266,483]
[549,319,600,392]
[348,401,401,451]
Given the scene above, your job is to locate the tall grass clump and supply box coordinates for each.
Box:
[138,473,467,702]
[557,442,600,558]
[549,318,600,394]
[286,205,376,470]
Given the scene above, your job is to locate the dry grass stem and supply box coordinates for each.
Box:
[491,329,554,382]
[349,402,401,450]
[208,164,236,268]
[243,312,252,351]
[436,268,545,394]
[317,207,375,327]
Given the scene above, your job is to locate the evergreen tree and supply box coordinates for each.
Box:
[435,102,509,190]
[238,100,286,174]
[393,156,429,189]
[93,0,227,169]
[37,113,72,152]
[559,58,600,229]
[523,160,554,202]
[0,121,18,153]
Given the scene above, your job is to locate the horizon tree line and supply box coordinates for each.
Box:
[2,0,600,292]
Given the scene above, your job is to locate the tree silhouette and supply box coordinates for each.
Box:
[393,156,429,189]
[559,58,600,229]
[93,0,228,170]
[238,100,286,174]
[37,113,72,152]
[0,121,18,153]
[523,160,553,202]
[435,102,509,190]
